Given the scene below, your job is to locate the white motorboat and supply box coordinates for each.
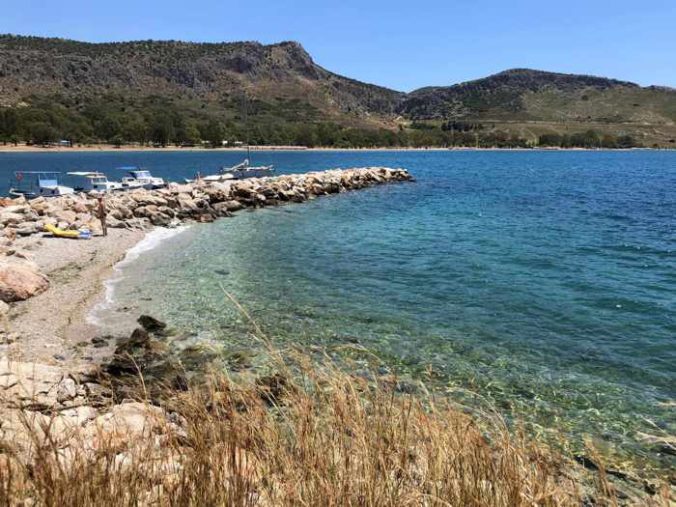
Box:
[67,171,123,192]
[219,158,274,179]
[118,167,166,189]
[8,171,74,198]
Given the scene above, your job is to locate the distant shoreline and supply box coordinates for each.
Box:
[0,144,669,154]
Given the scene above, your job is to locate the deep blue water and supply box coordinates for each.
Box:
[3,149,675,471]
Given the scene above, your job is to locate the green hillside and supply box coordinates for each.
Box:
[401,69,676,147]
[0,36,674,148]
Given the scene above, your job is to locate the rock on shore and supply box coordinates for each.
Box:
[0,256,49,301]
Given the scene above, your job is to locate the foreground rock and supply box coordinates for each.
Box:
[0,257,49,302]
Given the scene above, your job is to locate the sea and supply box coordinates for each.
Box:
[1,149,674,473]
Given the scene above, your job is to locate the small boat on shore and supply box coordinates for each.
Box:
[67,171,123,193]
[9,172,75,198]
[44,223,91,239]
[202,173,235,182]
[118,167,166,189]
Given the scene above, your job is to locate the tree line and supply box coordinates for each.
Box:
[537,131,638,148]
[0,97,641,149]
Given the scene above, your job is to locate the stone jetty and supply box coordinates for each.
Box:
[1,167,412,235]
[0,167,412,303]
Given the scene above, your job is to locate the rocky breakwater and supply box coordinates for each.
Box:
[0,167,412,233]
[0,167,411,308]
[101,166,411,228]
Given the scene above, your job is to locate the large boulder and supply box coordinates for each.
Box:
[53,209,77,224]
[115,204,134,219]
[0,357,74,408]
[221,200,245,212]
[0,258,49,302]
[149,212,172,226]
[71,201,90,214]
[176,194,198,213]
[0,211,27,226]
[130,192,168,207]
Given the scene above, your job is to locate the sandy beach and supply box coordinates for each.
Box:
[0,144,451,153]
[4,228,145,370]
[0,143,662,154]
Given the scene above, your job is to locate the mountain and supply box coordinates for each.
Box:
[0,35,403,123]
[400,69,676,146]
[0,35,674,147]
[401,68,675,124]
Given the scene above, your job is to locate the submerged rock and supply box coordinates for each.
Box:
[138,315,167,334]
[104,329,187,400]
[106,328,168,375]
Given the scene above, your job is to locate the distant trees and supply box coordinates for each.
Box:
[440,121,484,132]
[0,109,18,144]
[149,113,175,146]
[616,135,637,148]
[202,119,225,147]
[26,122,59,144]
[0,96,645,149]
[538,130,639,148]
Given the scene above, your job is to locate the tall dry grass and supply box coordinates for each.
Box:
[1,293,669,506]
[1,349,648,506]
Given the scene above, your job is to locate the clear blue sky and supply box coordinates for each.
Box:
[2,0,675,91]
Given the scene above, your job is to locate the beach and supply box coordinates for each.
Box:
[0,166,412,373]
[0,143,659,154]
[4,228,145,369]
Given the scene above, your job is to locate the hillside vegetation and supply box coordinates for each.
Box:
[0,35,675,148]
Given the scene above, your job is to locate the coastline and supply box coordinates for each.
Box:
[0,166,670,503]
[1,166,412,372]
[87,224,191,330]
[0,144,666,153]
[6,228,146,370]
[5,224,193,372]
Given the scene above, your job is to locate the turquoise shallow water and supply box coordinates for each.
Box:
[9,150,672,471]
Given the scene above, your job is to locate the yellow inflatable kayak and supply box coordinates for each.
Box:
[44,224,92,239]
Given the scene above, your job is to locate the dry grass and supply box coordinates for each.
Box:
[2,349,653,507]
[1,295,670,506]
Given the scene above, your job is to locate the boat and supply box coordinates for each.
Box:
[8,172,75,198]
[118,167,166,189]
[66,172,123,193]
[183,170,235,184]
[201,92,275,181]
[219,93,274,180]
[219,157,274,180]
[202,173,235,182]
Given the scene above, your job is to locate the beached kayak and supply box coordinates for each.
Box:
[44,224,92,240]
